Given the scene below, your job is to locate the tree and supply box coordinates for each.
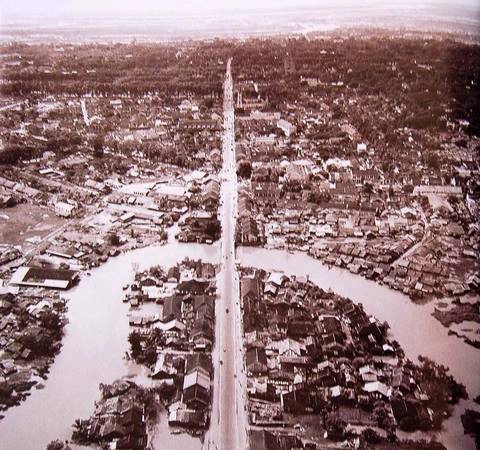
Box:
[0,144,36,165]
[399,415,418,432]
[46,440,71,450]
[40,310,63,339]
[308,190,331,205]
[363,182,374,200]
[72,419,90,444]
[107,232,120,246]
[16,308,30,329]
[203,97,214,109]
[144,346,158,366]
[206,220,221,238]
[149,265,164,278]
[426,152,440,170]
[91,134,105,158]
[237,160,252,179]
[128,331,142,359]
[149,328,166,347]
[374,401,395,431]
[324,413,346,439]
[362,428,381,444]
[22,332,56,357]
[448,195,460,205]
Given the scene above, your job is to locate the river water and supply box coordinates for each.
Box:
[238,247,480,450]
[0,244,477,450]
[0,242,218,450]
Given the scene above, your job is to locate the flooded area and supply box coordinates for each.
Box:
[150,411,203,450]
[238,247,480,450]
[0,243,478,450]
[0,242,218,450]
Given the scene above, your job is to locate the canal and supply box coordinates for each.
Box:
[0,242,218,450]
[0,244,477,450]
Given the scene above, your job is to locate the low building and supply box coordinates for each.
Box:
[10,266,78,290]
[413,185,462,196]
[277,119,297,138]
[45,246,84,259]
[357,142,367,153]
[154,184,190,205]
[54,201,76,218]
[183,369,210,391]
[168,408,206,428]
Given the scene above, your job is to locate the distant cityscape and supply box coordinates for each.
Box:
[1,2,480,43]
[0,6,479,450]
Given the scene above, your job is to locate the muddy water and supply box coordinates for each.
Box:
[0,242,218,450]
[1,243,477,450]
[239,247,480,450]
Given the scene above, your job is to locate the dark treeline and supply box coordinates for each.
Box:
[1,35,479,134]
[229,36,480,135]
[0,42,226,100]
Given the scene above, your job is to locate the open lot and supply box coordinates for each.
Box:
[0,204,64,246]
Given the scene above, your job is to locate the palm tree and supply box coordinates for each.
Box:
[72,419,88,443]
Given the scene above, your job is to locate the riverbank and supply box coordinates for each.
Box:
[0,288,68,418]
[0,242,218,450]
[1,243,477,450]
[259,240,480,349]
[239,266,467,448]
[238,247,480,450]
[0,213,171,421]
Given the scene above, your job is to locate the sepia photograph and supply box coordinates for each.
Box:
[0,1,479,449]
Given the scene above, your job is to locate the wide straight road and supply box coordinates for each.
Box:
[206,58,248,450]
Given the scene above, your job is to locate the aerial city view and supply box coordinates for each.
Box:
[0,0,479,449]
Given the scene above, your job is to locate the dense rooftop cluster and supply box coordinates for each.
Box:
[240,268,467,448]
[0,289,67,415]
[230,35,479,344]
[123,260,217,435]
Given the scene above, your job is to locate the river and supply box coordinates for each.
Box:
[238,247,480,450]
[0,242,218,450]
[0,244,477,450]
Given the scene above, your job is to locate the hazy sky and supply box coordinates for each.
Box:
[2,0,479,18]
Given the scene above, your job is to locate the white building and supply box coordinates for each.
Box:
[154,184,190,204]
[357,142,367,153]
[255,134,276,146]
[54,201,76,218]
[277,119,297,138]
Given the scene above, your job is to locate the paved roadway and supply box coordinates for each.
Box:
[205,58,248,450]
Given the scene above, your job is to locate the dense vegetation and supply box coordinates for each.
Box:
[2,36,478,135]
[230,36,480,135]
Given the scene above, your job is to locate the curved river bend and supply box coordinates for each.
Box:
[0,244,477,450]
[0,242,218,450]
[239,247,480,450]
